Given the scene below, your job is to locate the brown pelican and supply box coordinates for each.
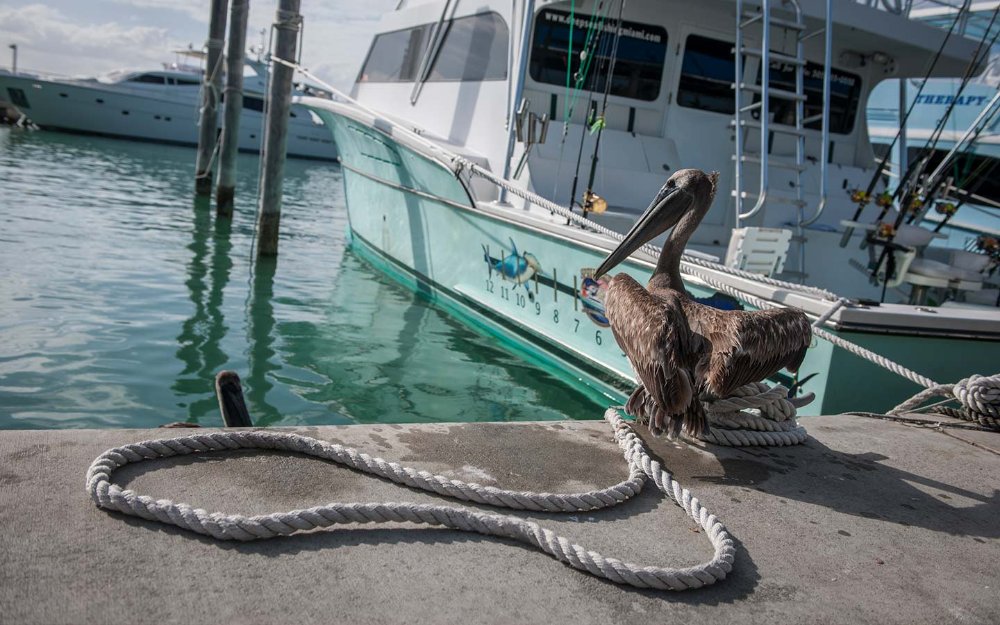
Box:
[594,169,811,437]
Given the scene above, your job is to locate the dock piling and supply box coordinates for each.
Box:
[194,0,229,197]
[216,0,250,217]
[255,0,301,257]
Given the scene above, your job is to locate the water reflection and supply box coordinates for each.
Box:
[246,256,282,425]
[0,127,607,429]
[172,197,237,424]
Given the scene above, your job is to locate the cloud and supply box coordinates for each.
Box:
[0,4,180,75]
[246,0,397,91]
[105,0,208,23]
[0,1,396,91]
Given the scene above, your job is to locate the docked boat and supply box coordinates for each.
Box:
[0,52,337,160]
[299,0,999,416]
[866,0,1000,254]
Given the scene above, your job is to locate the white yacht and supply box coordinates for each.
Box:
[0,53,337,160]
[299,0,999,416]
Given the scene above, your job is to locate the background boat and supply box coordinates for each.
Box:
[0,51,337,161]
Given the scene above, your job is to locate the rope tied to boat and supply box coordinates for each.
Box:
[86,409,735,591]
[696,383,810,447]
[889,373,1000,429]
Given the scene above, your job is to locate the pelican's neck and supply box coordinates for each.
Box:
[651,199,709,294]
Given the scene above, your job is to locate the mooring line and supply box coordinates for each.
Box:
[86,409,735,591]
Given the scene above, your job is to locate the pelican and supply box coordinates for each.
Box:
[594,169,811,437]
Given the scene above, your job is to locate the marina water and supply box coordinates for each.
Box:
[0,128,607,429]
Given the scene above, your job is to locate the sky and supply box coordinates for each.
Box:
[0,0,398,91]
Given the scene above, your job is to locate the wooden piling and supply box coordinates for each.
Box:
[255,0,301,257]
[216,0,250,217]
[194,0,229,197]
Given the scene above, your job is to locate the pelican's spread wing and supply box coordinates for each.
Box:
[690,303,812,397]
[605,275,704,435]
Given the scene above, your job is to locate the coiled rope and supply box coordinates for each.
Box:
[86,409,735,591]
[889,373,1000,429]
[698,383,810,447]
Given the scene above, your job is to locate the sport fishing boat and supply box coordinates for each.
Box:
[866,0,1000,270]
[299,0,1000,416]
[0,51,337,160]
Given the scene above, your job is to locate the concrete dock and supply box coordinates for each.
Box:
[1,415,997,624]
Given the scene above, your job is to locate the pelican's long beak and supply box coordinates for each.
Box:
[594,185,691,278]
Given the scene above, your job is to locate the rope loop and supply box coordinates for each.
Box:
[696,383,809,447]
[890,372,1000,429]
[86,410,736,592]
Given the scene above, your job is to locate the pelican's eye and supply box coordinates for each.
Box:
[666,179,676,189]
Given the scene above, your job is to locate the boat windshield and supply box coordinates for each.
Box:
[528,8,668,102]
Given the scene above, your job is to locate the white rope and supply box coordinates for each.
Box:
[86,409,736,591]
[889,373,1000,429]
[696,383,810,447]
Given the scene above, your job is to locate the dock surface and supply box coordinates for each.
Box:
[1,415,997,624]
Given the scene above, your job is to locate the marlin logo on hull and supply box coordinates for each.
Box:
[483,238,542,290]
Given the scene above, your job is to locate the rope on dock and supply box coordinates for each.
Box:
[697,383,810,447]
[889,373,1000,429]
[85,409,735,591]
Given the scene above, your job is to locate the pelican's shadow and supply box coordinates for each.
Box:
[641,424,1000,539]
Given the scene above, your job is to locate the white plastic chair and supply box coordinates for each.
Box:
[725,227,792,277]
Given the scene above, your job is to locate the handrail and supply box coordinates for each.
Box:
[500,0,536,204]
[800,0,833,227]
[734,0,746,222]
[737,0,772,222]
[409,0,454,105]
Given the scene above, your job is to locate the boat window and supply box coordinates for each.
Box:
[172,77,201,86]
[357,24,429,83]
[758,61,861,134]
[529,8,668,102]
[243,97,264,112]
[676,35,862,133]
[677,35,738,114]
[128,74,166,85]
[426,12,508,81]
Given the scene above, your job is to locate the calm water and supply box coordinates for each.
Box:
[0,128,606,429]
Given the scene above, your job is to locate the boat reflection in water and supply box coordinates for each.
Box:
[0,128,606,429]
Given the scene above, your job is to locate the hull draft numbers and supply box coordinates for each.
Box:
[479,241,614,350]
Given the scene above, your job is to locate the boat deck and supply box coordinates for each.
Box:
[2,415,997,624]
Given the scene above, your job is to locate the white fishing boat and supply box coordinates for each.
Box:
[297,0,999,416]
[0,51,337,160]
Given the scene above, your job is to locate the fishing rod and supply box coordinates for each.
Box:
[567,1,613,216]
[848,0,968,227]
[932,157,1000,233]
[893,5,1000,220]
[582,0,627,220]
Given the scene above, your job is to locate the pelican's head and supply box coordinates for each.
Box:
[594,169,718,278]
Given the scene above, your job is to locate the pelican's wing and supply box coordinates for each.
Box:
[606,275,702,434]
[689,302,812,397]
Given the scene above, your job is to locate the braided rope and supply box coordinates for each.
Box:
[889,373,1000,429]
[694,383,809,447]
[86,409,735,591]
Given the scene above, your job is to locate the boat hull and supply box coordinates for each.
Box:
[318,107,998,417]
[0,73,337,161]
